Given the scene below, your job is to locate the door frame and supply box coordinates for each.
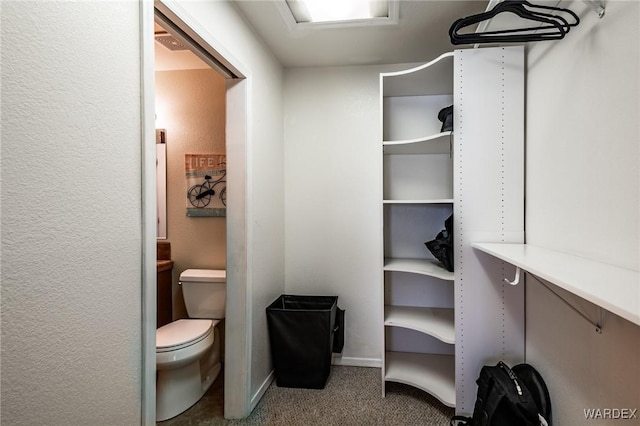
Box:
[140,0,251,422]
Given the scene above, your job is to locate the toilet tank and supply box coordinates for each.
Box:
[179,269,226,319]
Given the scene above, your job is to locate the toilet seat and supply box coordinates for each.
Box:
[156,319,216,353]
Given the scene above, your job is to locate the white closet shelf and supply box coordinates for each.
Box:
[472,243,640,327]
[383,132,452,155]
[383,199,454,204]
[384,257,454,281]
[385,306,455,344]
[382,51,454,97]
[385,351,455,407]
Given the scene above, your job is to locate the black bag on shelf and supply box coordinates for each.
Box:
[438,105,454,132]
[425,214,454,272]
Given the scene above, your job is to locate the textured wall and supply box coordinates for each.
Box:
[1,1,143,425]
[525,1,640,425]
[284,64,387,365]
[155,69,226,319]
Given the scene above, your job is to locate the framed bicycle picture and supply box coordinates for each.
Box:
[185,153,226,217]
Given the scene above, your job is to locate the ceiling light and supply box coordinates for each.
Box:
[285,0,391,24]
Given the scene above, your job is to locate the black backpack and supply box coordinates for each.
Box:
[451,361,552,426]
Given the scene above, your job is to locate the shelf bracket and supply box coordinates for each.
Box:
[503,266,521,286]
[534,275,604,334]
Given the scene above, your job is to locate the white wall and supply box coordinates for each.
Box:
[160,0,286,415]
[1,2,142,424]
[284,64,399,365]
[2,0,286,422]
[525,1,640,424]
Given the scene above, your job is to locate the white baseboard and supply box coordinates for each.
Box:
[332,355,382,368]
[250,369,275,412]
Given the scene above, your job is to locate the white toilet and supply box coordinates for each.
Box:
[156,269,226,422]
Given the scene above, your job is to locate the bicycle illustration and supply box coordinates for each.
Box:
[187,167,226,208]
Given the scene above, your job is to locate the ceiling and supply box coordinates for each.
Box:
[154,1,489,71]
[154,22,210,71]
[232,0,488,68]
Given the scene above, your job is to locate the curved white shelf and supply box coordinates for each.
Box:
[385,306,455,344]
[385,351,455,407]
[383,199,454,205]
[384,258,454,281]
[472,243,640,327]
[383,132,452,155]
[382,52,454,97]
[383,52,454,78]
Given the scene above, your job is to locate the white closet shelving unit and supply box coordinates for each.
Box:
[381,51,456,408]
[380,46,526,415]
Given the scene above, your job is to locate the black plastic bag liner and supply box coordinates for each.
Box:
[266,295,344,389]
[425,214,454,272]
[438,105,453,132]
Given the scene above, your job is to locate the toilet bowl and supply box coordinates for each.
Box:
[156,319,216,370]
[156,269,226,422]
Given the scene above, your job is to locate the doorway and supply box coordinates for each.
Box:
[141,1,250,423]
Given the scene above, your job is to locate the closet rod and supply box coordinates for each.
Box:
[583,0,605,18]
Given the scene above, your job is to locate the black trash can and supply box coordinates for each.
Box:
[266,295,344,389]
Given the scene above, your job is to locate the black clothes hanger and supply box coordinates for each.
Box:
[450,3,567,45]
[449,0,580,45]
[450,0,580,44]
[501,0,579,33]
[450,1,577,43]
[511,1,579,26]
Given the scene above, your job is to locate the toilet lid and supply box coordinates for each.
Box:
[156,319,213,351]
[180,269,226,282]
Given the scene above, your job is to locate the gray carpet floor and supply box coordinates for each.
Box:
[159,366,454,425]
